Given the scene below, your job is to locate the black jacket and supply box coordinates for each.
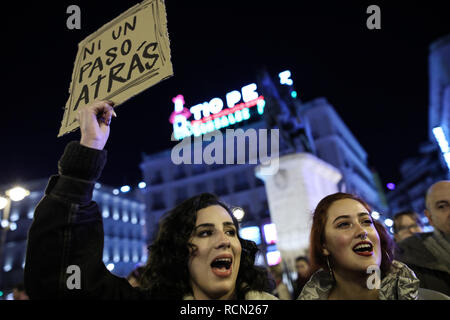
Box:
[24,141,150,299]
[395,232,450,296]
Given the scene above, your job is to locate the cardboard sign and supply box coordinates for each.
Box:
[58,0,173,137]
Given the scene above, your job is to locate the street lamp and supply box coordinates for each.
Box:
[0,186,30,274]
[232,207,245,221]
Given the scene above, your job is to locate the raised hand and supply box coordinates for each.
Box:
[77,100,117,150]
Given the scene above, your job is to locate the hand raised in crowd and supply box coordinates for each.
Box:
[76,100,117,150]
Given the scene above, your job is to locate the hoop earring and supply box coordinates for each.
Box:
[326,256,335,281]
[384,249,391,261]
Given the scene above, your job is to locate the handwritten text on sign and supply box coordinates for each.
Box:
[59,0,173,137]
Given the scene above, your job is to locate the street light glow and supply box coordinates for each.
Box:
[0,197,8,210]
[232,207,245,221]
[6,187,30,202]
[384,218,394,227]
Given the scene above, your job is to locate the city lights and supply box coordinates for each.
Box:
[384,218,394,227]
[120,185,131,193]
[371,211,380,220]
[138,182,146,189]
[432,126,450,170]
[232,207,245,221]
[0,197,8,210]
[386,183,396,190]
[6,187,30,202]
[278,70,293,86]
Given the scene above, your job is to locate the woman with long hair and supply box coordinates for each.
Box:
[298,192,446,300]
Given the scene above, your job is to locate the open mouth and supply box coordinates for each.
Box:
[352,241,374,256]
[210,256,233,277]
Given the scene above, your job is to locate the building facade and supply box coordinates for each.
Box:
[386,34,450,219]
[0,179,147,297]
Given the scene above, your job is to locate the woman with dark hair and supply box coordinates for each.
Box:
[25,101,275,300]
[298,192,447,300]
[140,192,275,299]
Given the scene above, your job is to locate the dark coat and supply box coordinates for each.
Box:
[395,232,450,296]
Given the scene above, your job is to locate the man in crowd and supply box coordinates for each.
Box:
[393,211,424,242]
[396,180,450,296]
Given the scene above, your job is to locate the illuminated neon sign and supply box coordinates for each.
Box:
[169,83,266,140]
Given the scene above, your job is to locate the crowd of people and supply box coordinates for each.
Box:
[22,101,450,300]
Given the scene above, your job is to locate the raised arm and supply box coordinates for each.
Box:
[25,101,147,299]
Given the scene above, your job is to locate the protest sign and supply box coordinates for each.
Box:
[58,0,173,137]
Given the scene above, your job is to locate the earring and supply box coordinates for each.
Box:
[384,249,391,261]
[326,256,334,281]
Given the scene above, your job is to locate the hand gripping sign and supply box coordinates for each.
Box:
[58,0,173,137]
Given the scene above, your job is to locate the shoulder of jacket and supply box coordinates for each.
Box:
[245,291,279,300]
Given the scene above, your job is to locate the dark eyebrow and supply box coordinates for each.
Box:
[194,222,235,230]
[333,212,370,224]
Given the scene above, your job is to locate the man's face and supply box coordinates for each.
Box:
[295,260,309,278]
[425,181,450,235]
[394,214,423,242]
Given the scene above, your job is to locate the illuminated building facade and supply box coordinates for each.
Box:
[0,179,147,297]
[386,35,450,222]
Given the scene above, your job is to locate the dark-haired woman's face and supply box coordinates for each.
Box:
[188,205,242,299]
[323,199,381,274]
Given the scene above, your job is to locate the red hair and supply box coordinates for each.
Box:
[309,193,394,276]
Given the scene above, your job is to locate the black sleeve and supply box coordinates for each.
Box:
[24,141,150,299]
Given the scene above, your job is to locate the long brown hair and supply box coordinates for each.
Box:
[309,192,394,276]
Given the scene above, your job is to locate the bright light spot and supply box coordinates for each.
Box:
[122,214,129,223]
[239,226,261,245]
[384,218,394,227]
[389,227,394,234]
[9,222,17,231]
[102,207,109,218]
[95,183,101,189]
[6,187,30,202]
[278,70,293,86]
[10,212,19,222]
[0,197,8,210]
[131,217,138,224]
[433,127,449,153]
[232,207,245,221]
[3,264,12,272]
[27,210,34,219]
[291,91,297,98]
[1,220,9,228]
[112,189,119,195]
[266,250,282,266]
[120,185,130,193]
[263,223,278,244]
[371,211,380,220]
[106,263,115,271]
[138,182,146,189]
[386,183,396,190]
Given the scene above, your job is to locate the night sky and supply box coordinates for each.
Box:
[1,1,449,191]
